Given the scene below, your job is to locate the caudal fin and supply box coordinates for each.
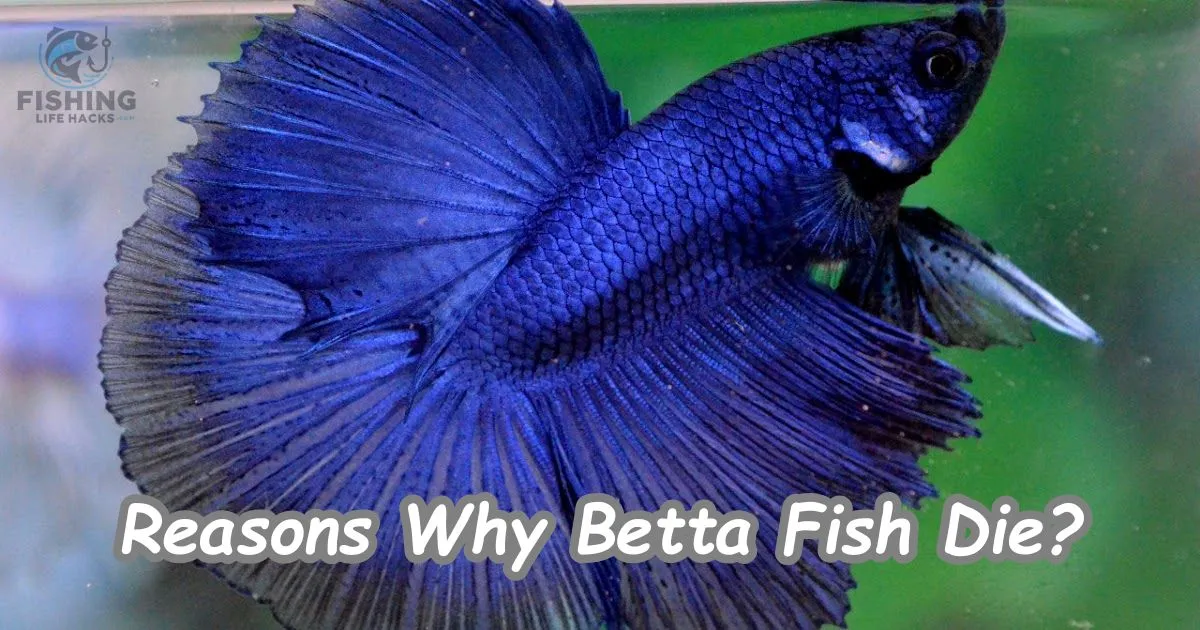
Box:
[101,0,629,627]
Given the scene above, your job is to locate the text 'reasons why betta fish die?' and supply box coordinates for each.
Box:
[19,0,1139,626]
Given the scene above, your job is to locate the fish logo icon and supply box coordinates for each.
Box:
[39,26,112,89]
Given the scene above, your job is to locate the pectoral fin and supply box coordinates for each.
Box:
[837,206,1101,349]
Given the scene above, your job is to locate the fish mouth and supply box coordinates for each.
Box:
[834,149,931,201]
[954,3,1006,58]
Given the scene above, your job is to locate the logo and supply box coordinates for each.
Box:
[17,25,135,124]
[39,26,112,89]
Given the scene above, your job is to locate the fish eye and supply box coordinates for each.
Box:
[914,32,968,88]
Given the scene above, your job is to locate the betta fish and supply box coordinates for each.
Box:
[100,0,1096,628]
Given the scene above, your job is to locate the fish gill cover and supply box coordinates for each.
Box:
[99,0,1096,628]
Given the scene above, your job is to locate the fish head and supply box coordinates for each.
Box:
[74,30,98,51]
[823,5,1005,197]
[766,5,1004,258]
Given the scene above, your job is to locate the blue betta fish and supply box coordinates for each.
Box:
[101,1,1097,628]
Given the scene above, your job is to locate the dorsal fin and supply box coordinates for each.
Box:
[175,0,627,357]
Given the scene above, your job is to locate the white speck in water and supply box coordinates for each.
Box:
[1137,356,1152,367]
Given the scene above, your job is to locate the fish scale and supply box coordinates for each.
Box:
[457,40,861,370]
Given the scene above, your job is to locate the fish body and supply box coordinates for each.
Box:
[100,1,1094,629]
[455,11,1003,373]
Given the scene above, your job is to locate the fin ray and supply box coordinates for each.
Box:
[839,206,1101,349]
[170,0,626,351]
[535,272,978,628]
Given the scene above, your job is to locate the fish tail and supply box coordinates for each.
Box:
[102,160,419,509]
[101,0,631,626]
[102,157,622,628]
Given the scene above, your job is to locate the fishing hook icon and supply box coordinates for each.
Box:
[88,27,111,73]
